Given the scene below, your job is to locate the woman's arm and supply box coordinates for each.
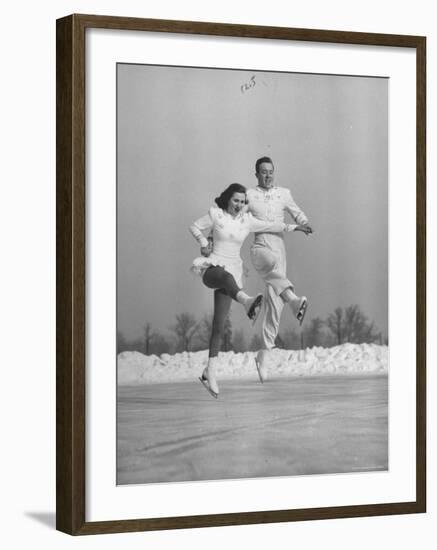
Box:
[189,213,213,248]
[247,212,297,234]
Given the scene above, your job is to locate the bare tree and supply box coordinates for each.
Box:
[142,322,155,355]
[117,331,143,353]
[170,312,199,352]
[326,305,380,345]
[326,307,344,345]
[149,332,172,355]
[343,304,379,343]
[304,317,324,348]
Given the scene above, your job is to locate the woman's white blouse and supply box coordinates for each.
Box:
[189,206,296,287]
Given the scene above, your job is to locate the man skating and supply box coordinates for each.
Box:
[246,156,313,382]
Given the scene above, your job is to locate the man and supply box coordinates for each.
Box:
[246,156,313,382]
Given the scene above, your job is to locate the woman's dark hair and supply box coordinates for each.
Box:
[215,183,247,210]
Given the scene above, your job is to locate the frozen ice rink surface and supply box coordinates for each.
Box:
[117,374,388,485]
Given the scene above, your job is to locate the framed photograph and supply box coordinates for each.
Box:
[56,14,426,535]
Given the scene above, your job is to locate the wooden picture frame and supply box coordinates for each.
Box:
[56,13,426,535]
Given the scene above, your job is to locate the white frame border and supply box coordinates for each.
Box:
[86,28,416,522]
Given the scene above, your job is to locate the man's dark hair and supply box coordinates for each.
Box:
[255,156,274,174]
[215,183,247,210]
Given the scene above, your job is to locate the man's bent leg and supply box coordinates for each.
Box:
[253,244,307,324]
[250,246,293,297]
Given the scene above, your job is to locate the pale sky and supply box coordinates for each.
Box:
[117,63,388,343]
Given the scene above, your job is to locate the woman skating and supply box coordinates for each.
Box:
[189,183,310,398]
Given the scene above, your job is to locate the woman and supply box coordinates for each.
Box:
[189,183,310,398]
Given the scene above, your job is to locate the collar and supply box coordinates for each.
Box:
[256,185,277,194]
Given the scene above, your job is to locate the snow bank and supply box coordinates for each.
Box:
[117,343,388,386]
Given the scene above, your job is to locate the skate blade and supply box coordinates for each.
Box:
[254,358,265,384]
[198,376,218,399]
[297,297,308,326]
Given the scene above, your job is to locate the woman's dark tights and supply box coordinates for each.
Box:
[202,267,240,358]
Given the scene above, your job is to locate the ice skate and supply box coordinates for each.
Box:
[296,296,308,325]
[255,358,266,383]
[199,365,219,399]
[246,294,263,325]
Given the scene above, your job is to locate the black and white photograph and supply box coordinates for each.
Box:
[116,63,389,485]
[2,0,432,544]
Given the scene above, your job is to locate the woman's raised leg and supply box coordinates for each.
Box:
[202,266,263,324]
